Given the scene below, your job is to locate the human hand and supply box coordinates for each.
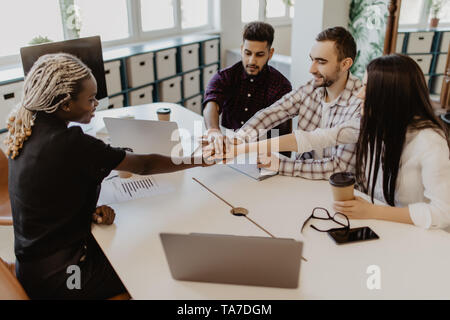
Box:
[202,131,243,162]
[92,205,116,225]
[219,135,244,161]
[204,128,226,156]
[333,196,377,219]
[197,140,217,167]
[256,153,280,172]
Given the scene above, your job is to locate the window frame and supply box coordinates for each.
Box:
[0,0,215,68]
[398,0,450,29]
[241,0,293,27]
[99,0,216,48]
[264,0,292,26]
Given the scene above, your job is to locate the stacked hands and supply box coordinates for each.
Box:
[200,128,281,171]
[201,128,241,163]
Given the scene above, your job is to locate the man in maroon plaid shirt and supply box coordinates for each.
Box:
[232,27,363,180]
[202,22,292,155]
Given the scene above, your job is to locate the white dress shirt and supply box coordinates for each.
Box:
[294,121,450,229]
[315,97,339,159]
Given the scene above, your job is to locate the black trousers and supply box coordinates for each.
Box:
[16,234,126,300]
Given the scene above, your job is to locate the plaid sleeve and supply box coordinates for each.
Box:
[236,86,306,142]
[278,143,357,180]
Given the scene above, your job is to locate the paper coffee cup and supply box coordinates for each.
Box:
[118,114,135,120]
[118,171,132,179]
[329,172,355,201]
[157,107,171,121]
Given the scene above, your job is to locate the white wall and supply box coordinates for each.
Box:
[219,0,242,68]
[323,0,351,30]
[290,0,351,87]
[273,25,292,56]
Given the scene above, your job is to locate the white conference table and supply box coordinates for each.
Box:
[88,103,450,300]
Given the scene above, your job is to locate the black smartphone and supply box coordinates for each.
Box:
[328,227,379,245]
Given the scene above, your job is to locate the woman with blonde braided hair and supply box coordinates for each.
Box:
[8,53,209,299]
[6,53,91,159]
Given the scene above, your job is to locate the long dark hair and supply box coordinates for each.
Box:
[356,54,449,206]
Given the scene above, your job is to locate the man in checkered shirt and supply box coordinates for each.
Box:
[234,27,363,180]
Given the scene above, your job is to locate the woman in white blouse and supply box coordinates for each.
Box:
[215,54,450,229]
[331,54,450,229]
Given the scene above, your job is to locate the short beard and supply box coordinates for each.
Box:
[312,66,341,88]
[313,77,335,88]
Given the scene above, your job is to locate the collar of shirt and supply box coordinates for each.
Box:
[315,72,362,108]
[36,111,68,129]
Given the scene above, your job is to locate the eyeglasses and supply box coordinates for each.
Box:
[301,207,350,233]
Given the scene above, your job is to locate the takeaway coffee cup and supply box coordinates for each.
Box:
[119,114,135,120]
[118,171,132,179]
[329,172,355,201]
[157,107,171,121]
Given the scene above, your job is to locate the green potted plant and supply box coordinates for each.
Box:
[28,36,53,45]
[282,0,295,6]
[428,0,447,28]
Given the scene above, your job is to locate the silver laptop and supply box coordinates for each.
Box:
[160,233,303,288]
[103,117,181,156]
[227,163,278,181]
[227,153,278,181]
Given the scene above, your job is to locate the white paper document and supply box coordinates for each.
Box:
[98,175,174,205]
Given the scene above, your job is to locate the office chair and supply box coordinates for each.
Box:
[0,258,28,300]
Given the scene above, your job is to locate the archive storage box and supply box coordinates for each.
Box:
[0,81,23,124]
[407,32,434,53]
[156,48,177,79]
[181,44,199,72]
[425,76,430,88]
[396,33,405,53]
[159,76,182,103]
[440,32,450,52]
[433,75,444,95]
[104,60,122,95]
[185,95,202,115]
[410,54,432,74]
[126,52,155,88]
[202,64,218,90]
[203,39,219,65]
[129,85,153,106]
[183,70,200,98]
[108,94,125,109]
[435,53,448,74]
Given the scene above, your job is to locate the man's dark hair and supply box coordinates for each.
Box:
[316,27,357,62]
[243,22,275,48]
